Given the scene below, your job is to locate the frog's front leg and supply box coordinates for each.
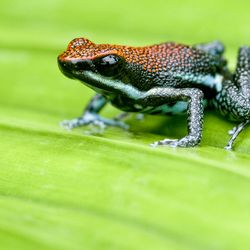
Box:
[138,87,204,147]
[60,93,129,130]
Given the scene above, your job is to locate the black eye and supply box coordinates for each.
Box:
[94,54,124,77]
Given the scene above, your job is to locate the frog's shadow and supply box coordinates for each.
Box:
[127,113,187,138]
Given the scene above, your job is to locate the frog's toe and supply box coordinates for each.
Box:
[92,119,106,129]
[224,144,233,150]
[60,115,129,132]
[60,116,94,130]
[150,135,200,148]
[150,139,178,148]
[60,118,80,130]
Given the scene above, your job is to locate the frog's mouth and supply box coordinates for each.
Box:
[58,56,94,79]
[58,56,112,93]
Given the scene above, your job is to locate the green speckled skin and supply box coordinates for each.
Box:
[57,38,250,149]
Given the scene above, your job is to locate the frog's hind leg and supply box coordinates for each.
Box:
[194,41,225,57]
[213,46,250,149]
[224,47,250,149]
[234,46,250,98]
[195,41,229,76]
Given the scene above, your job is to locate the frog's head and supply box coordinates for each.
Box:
[58,38,129,95]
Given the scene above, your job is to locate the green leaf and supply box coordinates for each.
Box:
[1,0,250,249]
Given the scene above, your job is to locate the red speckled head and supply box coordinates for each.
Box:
[58,37,198,73]
[58,37,219,74]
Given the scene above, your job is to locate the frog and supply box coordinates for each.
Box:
[57,37,250,150]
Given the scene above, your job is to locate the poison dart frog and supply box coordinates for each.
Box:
[58,38,250,150]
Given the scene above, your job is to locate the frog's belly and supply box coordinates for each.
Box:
[111,97,192,115]
[136,101,187,115]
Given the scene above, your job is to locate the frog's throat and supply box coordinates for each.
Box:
[79,71,144,100]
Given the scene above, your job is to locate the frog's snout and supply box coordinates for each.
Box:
[57,55,93,79]
[58,56,74,79]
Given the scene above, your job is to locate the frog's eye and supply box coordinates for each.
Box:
[94,54,124,77]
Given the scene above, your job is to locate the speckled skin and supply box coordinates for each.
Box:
[58,38,250,149]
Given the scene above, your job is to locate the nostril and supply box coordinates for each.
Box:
[72,61,82,70]
[61,62,68,68]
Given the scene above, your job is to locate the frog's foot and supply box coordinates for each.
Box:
[224,120,249,150]
[150,136,199,148]
[150,139,178,148]
[60,112,129,131]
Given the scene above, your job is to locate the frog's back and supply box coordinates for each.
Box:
[117,42,226,92]
[125,42,222,74]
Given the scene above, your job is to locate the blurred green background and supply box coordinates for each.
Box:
[1,0,250,249]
